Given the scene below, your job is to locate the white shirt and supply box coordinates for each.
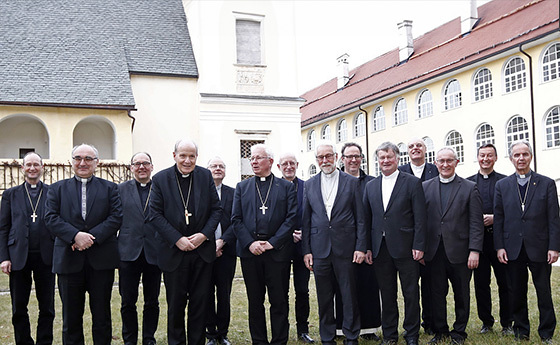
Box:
[410,162,425,179]
[321,169,339,220]
[382,170,399,211]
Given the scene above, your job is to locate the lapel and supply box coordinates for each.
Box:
[312,174,328,216]
[86,177,99,217]
[127,180,144,214]
[521,173,538,215]
[373,177,384,212]
[431,179,443,217]
[442,178,461,218]
[168,167,187,217]
[332,172,348,212]
[16,184,31,227]
[192,169,201,218]
[384,173,404,214]
[264,175,279,219]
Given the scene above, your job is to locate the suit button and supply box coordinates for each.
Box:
[441,221,444,225]
[384,217,387,220]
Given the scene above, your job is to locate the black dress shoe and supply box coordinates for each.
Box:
[480,324,493,334]
[380,339,397,345]
[144,341,157,345]
[221,337,232,345]
[428,333,449,344]
[405,338,419,345]
[299,333,315,343]
[361,333,381,341]
[206,339,218,345]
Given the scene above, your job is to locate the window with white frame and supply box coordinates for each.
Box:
[444,79,462,110]
[445,130,464,163]
[372,106,386,131]
[307,130,316,151]
[417,89,433,118]
[337,119,347,142]
[321,124,331,140]
[309,164,317,177]
[423,137,436,164]
[506,116,530,149]
[543,43,560,82]
[354,112,366,137]
[393,98,408,126]
[504,57,526,93]
[475,123,495,150]
[473,68,493,101]
[545,106,560,148]
[236,19,262,65]
[372,156,381,177]
[398,142,410,166]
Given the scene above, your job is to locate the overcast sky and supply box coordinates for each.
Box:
[294,0,492,94]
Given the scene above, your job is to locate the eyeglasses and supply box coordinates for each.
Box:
[72,156,97,163]
[24,163,42,168]
[316,153,335,161]
[342,154,362,160]
[280,161,297,167]
[249,156,269,162]
[209,164,225,169]
[436,158,456,165]
[131,161,152,167]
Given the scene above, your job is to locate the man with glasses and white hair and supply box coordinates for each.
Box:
[118,152,161,345]
[232,144,297,345]
[302,140,367,345]
[422,147,483,345]
[494,140,560,343]
[45,143,123,345]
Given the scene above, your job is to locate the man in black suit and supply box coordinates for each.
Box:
[277,152,314,344]
[45,144,123,345]
[205,157,236,345]
[466,144,511,335]
[363,142,426,345]
[302,140,367,345]
[150,139,222,345]
[339,143,381,341]
[118,152,161,345]
[494,140,560,343]
[232,144,297,345]
[422,147,483,345]
[398,137,438,336]
[0,152,55,345]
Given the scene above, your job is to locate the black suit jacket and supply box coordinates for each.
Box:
[399,162,438,182]
[218,184,236,257]
[302,171,367,259]
[45,176,123,274]
[422,175,483,264]
[117,180,159,264]
[232,175,297,261]
[150,165,222,271]
[494,172,560,262]
[363,172,426,259]
[0,183,53,270]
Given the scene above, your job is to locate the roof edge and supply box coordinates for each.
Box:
[0,101,136,111]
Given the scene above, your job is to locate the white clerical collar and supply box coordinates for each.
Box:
[439,174,456,184]
[382,169,399,180]
[516,171,531,179]
[216,183,222,191]
[74,175,93,183]
[141,183,148,187]
[322,169,339,179]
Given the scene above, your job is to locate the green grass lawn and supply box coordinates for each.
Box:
[1,262,558,344]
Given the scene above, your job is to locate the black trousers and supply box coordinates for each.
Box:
[241,252,290,345]
[119,251,162,345]
[206,253,237,340]
[428,242,472,341]
[374,240,420,341]
[473,229,512,328]
[292,253,311,335]
[57,262,115,345]
[314,254,360,344]
[163,251,212,345]
[507,245,556,340]
[419,261,434,331]
[9,252,55,345]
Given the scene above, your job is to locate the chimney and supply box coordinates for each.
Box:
[397,20,413,63]
[461,0,478,35]
[337,53,350,89]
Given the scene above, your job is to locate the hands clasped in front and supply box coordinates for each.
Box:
[175,233,208,251]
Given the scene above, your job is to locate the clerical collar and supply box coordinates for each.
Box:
[516,170,532,179]
[256,174,272,182]
[322,169,339,179]
[74,175,93,183]
[479,170,495,179]
[175,166,191,178]
[25,181,41,189]
[439,174,456,184]
[516,170,532,185]
[135,180,151,188]
[215,183,222,191]
[382,169,399,180]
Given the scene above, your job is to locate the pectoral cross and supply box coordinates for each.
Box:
[259,205,268,215]
[31,212,37,223]
[521,203,525,212]
[185,209,192,225]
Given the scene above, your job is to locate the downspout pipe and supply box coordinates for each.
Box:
[519,44,537,172]
[359,105,370,173]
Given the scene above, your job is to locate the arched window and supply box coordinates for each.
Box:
[545,106,560,148]
[504,57,526,93]
[307,130,316,151]
[309,164,317,177]
[423,137,435,164]
[543,43,560,82]
[353,112,366,137]
[475,123,495,150]
[417,89,433,118]
[393,98,408,126]
[321,124,331,140]
[398,142,409,166]
[506,116,529,149]
[73,117,116,159]
[372,155,381,177]
[372,106,385,132]
[473,68,493,101]
[445,130,464,163]
[444,79,461,110]
[337,119,347,142]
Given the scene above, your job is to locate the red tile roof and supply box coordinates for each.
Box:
[300,0,559,127]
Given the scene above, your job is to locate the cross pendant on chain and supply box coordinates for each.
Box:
[259,205,268,215]
[185,209,192,225]
[31,212,37,223]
